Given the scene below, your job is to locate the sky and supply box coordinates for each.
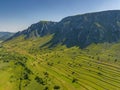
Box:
[0,0,120,32]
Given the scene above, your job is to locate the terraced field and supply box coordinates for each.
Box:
[0,36,120,90]
[31,47,120,90]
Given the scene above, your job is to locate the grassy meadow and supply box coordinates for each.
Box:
[0,35,120,90]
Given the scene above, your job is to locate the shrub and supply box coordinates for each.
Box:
[54,85,60,89]
[43,72,49,77]
[72,72,75,75]
[44,86,49,90]
[114,59,117,62]
[23,73,28,80]
[97,72,102,75]
[35,76,45,85]
[72,78,78,83]
[47,62,53,66]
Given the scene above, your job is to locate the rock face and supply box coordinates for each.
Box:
[8,10,120,48]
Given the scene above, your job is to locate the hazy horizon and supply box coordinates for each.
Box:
[0,0,120,32]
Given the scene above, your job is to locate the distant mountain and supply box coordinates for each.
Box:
[0,32,14,41]
[8,10,120,48]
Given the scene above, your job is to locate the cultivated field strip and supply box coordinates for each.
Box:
[36,50,120,90]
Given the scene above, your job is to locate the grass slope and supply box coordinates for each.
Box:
[0,35,120,90]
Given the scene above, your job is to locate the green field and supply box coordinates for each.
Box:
[0,35,120,90]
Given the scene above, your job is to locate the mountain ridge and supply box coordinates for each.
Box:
[7,10,120,48]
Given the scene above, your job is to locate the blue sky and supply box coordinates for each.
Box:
[0,0,120,32]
